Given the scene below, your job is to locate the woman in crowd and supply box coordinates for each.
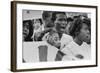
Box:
[23,20,33,41]
[33,19,43,33]
[65,17,73,34]
[32,18,43,41]
[33,11,54,41]
[61,18,91,60]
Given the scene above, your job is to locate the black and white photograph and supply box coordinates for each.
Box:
[11,1,97,72]
[22,10,91,62]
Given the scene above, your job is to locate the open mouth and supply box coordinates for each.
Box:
[23,32,28,35]
[61,26,65,29]
[85,35,91,43]
[60,26,66,31]
[86,35,91,39]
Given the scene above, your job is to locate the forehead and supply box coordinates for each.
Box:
[56,13,66,18]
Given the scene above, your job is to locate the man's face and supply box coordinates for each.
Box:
[45,12,52,27]
[23,22,29,39]
[54,13,67,33]
[78,23,91,43]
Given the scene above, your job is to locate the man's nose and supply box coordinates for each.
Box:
[61,22,67,26]
[87,30,90,34]
[24,28,27,31]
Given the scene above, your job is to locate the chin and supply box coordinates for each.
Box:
[86,41,91,44]
[60,29,65,33]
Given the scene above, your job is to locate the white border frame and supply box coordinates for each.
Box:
[11,1,97,71]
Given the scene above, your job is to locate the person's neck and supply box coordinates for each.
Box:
[58,32,63,40]
[74,37,83,46]
[34,28,38,30]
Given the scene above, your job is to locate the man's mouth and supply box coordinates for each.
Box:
[61,26,66,29]
[60,26,66,31]
[23,32,28,35]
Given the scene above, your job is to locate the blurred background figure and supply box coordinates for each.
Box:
[32,18,43,41]
[23,20,33,41]
[33,18,43,33]
[34,11,55,41]
[42,11,54,29]
[65,17,73,34]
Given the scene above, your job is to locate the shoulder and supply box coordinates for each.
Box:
[61,41,79,52]
[60,33,73,49]
[65,41,77,49]
[63,33,73,39]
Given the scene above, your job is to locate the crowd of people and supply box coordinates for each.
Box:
[23,11,91,61]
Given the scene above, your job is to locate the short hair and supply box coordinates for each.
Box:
[69,18,91,37]
[51,12,66,22]
[67,17,73,23]
[42,11,52,20]
[73,16,80,19]
[38,18,43,24]
[33,18,43,25]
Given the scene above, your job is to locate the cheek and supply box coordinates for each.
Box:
[25,28,29,32]
[35,24,38,27]
[47,18,51,22]
[34,24,36,28]
[34,24,40,29]
[55,23,61,30]
[55,20,61,25]
[23,29,29,38]
[79,31,89,41]
[36,25,40,28]
[27,30,29,34]
[54,36,59,41]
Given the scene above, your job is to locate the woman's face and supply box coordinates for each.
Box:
[23,22,29,39]
[78,23,91,43]
[34,20,41,30]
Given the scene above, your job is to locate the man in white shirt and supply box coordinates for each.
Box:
[32,11,73,61]
[43,11,73,49]
[46,12,73,61]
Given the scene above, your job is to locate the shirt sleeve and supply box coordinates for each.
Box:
[61,46,71,55]
[61,46,77,61]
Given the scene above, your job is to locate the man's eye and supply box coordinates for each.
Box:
[59,19,63,21]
